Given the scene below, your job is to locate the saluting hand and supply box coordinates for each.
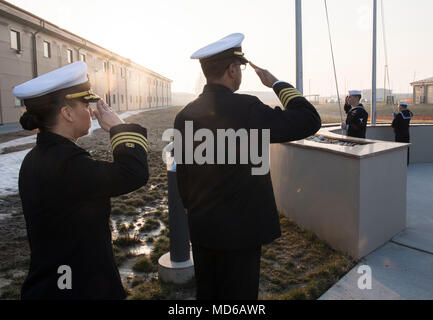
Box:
[249,62,279,88]
[93,100,125,132]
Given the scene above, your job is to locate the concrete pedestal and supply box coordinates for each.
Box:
[270,128,409,259]
[158,252,194,284]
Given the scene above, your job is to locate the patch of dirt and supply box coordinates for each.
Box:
[1,144,36,155]
[0,130,36,144]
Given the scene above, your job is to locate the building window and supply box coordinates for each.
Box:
[10,30,21,51]
[80,53,86,62]
[130,96,133,103]
[120,68,124,78]
[43,41,51,58]
[112,65,115,75]
[121,95,124,104]
[67,49,73,63]
[112,94,116,104]
[14,97,24,107]
[103,62,108,73]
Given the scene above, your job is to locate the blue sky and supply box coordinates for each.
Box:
[6,0,433,95]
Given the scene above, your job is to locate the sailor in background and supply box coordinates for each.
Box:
[174,33,321,300]
[392,101,413,165]
[14,62,149,300]
[342,90,369,139]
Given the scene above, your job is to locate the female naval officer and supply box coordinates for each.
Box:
[13,62,149,300]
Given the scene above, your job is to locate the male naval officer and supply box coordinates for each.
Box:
[392,101,413,165]
[342,90,369,139]
[174,33,321,300]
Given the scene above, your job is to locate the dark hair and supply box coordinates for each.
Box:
[20,112,42,131]
[200,57,242,81]
[19,96,79,131]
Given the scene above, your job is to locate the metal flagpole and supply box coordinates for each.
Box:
[372,0,377,125]
[296,0,303,94]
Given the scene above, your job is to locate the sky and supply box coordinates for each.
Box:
[5,0,433,96]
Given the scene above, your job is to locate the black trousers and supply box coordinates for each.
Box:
[191,245,262,300]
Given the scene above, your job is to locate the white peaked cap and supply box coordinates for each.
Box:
[191,33,246,60]
[349,90,362,96]
[13,62,89,100]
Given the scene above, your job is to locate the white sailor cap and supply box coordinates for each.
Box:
[191,33,249,64]
[399,101,409,106]
[13,61,100,104]
[349,90,362,96]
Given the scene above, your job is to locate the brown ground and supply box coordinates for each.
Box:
[0,106,356,300]
[0,130,36,144]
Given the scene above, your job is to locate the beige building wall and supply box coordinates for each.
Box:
[413,84,433,105]
[428,85,433,104]
[0,0,172,124]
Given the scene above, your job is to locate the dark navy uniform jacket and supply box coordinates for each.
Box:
[174,82,321,251]
[392,109,413,143]
[19,124,149,300]
[344,103,369,139]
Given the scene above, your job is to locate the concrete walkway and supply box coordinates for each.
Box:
[0,123,22,134]
[320,163,433,300]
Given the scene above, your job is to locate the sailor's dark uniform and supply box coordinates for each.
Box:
[19,124,149,300]
[344,104,369,139]
[392,109,413,165]
[174,82,321,299]
[392,109,413,143]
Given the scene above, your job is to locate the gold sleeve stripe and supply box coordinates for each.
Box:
[111,132,148,143]
[278,88,298,100]
[282,93,302,106]
[279,88,301,101]
[111,135,148,149]
[279,88,302,107]
[111,132,148,147]
[112,138,148,153]
[280,90,301,102]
